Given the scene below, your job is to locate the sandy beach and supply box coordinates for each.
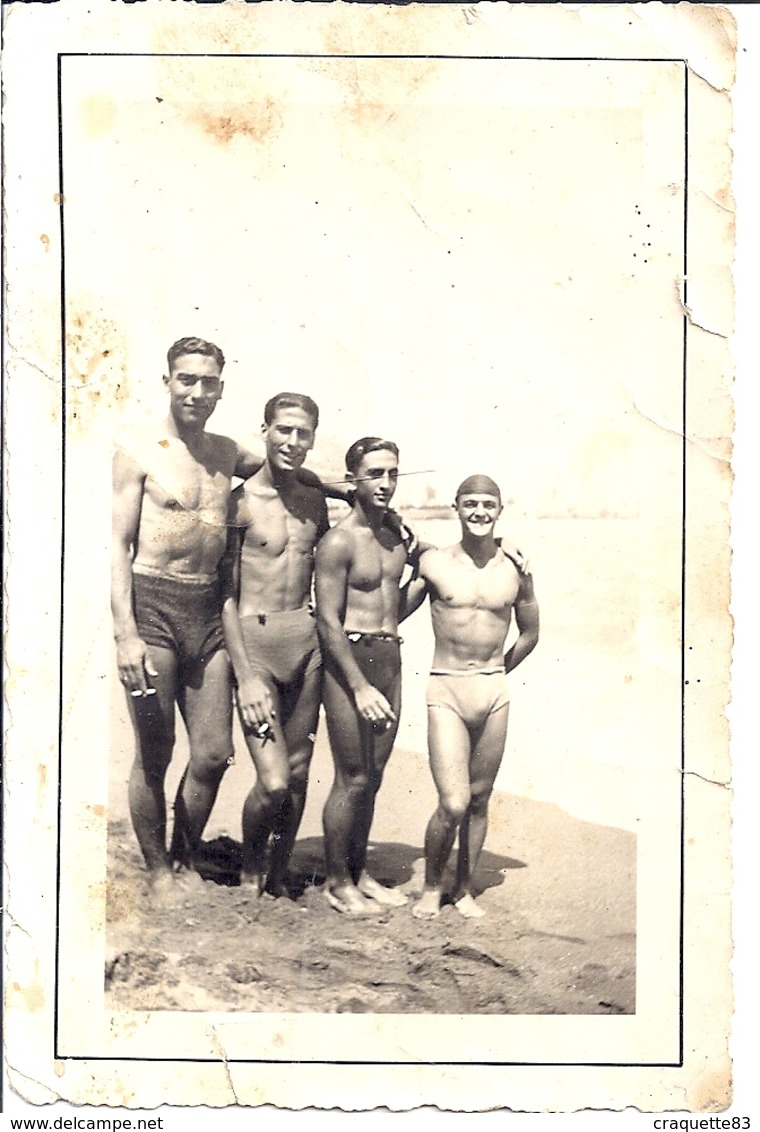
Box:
[105,714,635,1016]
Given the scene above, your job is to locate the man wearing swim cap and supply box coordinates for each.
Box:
[410,474,540,920]
[315,437,414,916]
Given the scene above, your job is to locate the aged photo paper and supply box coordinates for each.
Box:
[3,0,737,1113]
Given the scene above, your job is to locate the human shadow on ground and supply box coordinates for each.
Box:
[197,833,525,897]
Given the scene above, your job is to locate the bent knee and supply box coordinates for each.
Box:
[256,778,289,806]
[288,768,310,796]
[340,773,370,799]
[438,792,470,823]
[189,745,234,784]
[469,787,493,817]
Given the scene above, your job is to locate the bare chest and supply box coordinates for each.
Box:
[243,496,321,561]
[143,446,231,523]
[348,535,406,593]
[430,560,520,613]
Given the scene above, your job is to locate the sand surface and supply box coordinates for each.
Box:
[105,732,635,1016]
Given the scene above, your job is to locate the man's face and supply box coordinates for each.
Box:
[351,449,399,512]
[455,492,502,538]
[164,353,223,428]
[262,406,316,473]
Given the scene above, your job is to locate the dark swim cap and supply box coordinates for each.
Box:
[455,474,501,500]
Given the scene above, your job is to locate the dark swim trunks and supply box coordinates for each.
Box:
[132,569,225,671]
[329,631,402,697]
[239,606,322,690]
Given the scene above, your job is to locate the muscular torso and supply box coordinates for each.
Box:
[127,427,238,577]
[341,524,407,634]
[234,473,327,616]
[421,545,521,669]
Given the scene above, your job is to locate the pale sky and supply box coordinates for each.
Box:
[63,54,685,515]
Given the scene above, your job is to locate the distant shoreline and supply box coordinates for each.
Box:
[327,503,639,522]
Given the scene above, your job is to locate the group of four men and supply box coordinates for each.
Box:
[112,337,539,920]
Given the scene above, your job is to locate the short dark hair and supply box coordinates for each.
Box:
[167,337,225,372]
[345,437,399,474]
[263,392,320,430]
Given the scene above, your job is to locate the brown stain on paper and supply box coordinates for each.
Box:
[687,1065,733,1111]
[66,302,129,429]
[191,96,282,148]
[149,21,285,149]
[151,11,436,149]
[10,980,45,1012]
[8,961,45,1013]
[80,94,118,140]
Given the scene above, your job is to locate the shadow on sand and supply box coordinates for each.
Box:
[196,833,526,899]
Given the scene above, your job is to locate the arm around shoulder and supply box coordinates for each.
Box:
[399,546,436,622]
[300,466,354,504]
[504,572,539,675]
[233,442,264,481]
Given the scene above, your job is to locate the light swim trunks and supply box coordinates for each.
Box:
[239,606,322,689]
[426,668,510,729]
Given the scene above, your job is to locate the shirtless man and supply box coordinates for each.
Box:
[411,475,539,920]
[221,393,328,897]
[315,437,413,916]
[112,339,341,897]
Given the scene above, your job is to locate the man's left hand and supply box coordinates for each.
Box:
[497,537,530,575]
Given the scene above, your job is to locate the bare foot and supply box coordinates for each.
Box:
[174,867,205,895]
[240,870,266,897]
[325,885,383,917]
[454,893,486,919]
[357,872,408,907]
[412,889,442,920]
[399,857,426,898]
[148,870,187,908]
[264,875,291,899]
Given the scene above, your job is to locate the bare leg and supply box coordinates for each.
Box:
[353,677,407,906]
[171,649,234,870]
[265,666,322,895]
[126,646,178,880]
[322,667,382,916]
[413,707,471,920]
[236,682,289,892]
[454,705,510,919]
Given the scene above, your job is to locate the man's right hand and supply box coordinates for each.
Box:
[236,675,276,732]
[353,684,397,726]
[116,635,158,696]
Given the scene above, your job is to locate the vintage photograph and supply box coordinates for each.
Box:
[3,0,735,1112]
[75,49,651,1020]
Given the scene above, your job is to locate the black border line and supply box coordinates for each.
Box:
[58,52,684,60]
[54,48,66,1061]
[679,62,688,1070]
[55,51,688,1068]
